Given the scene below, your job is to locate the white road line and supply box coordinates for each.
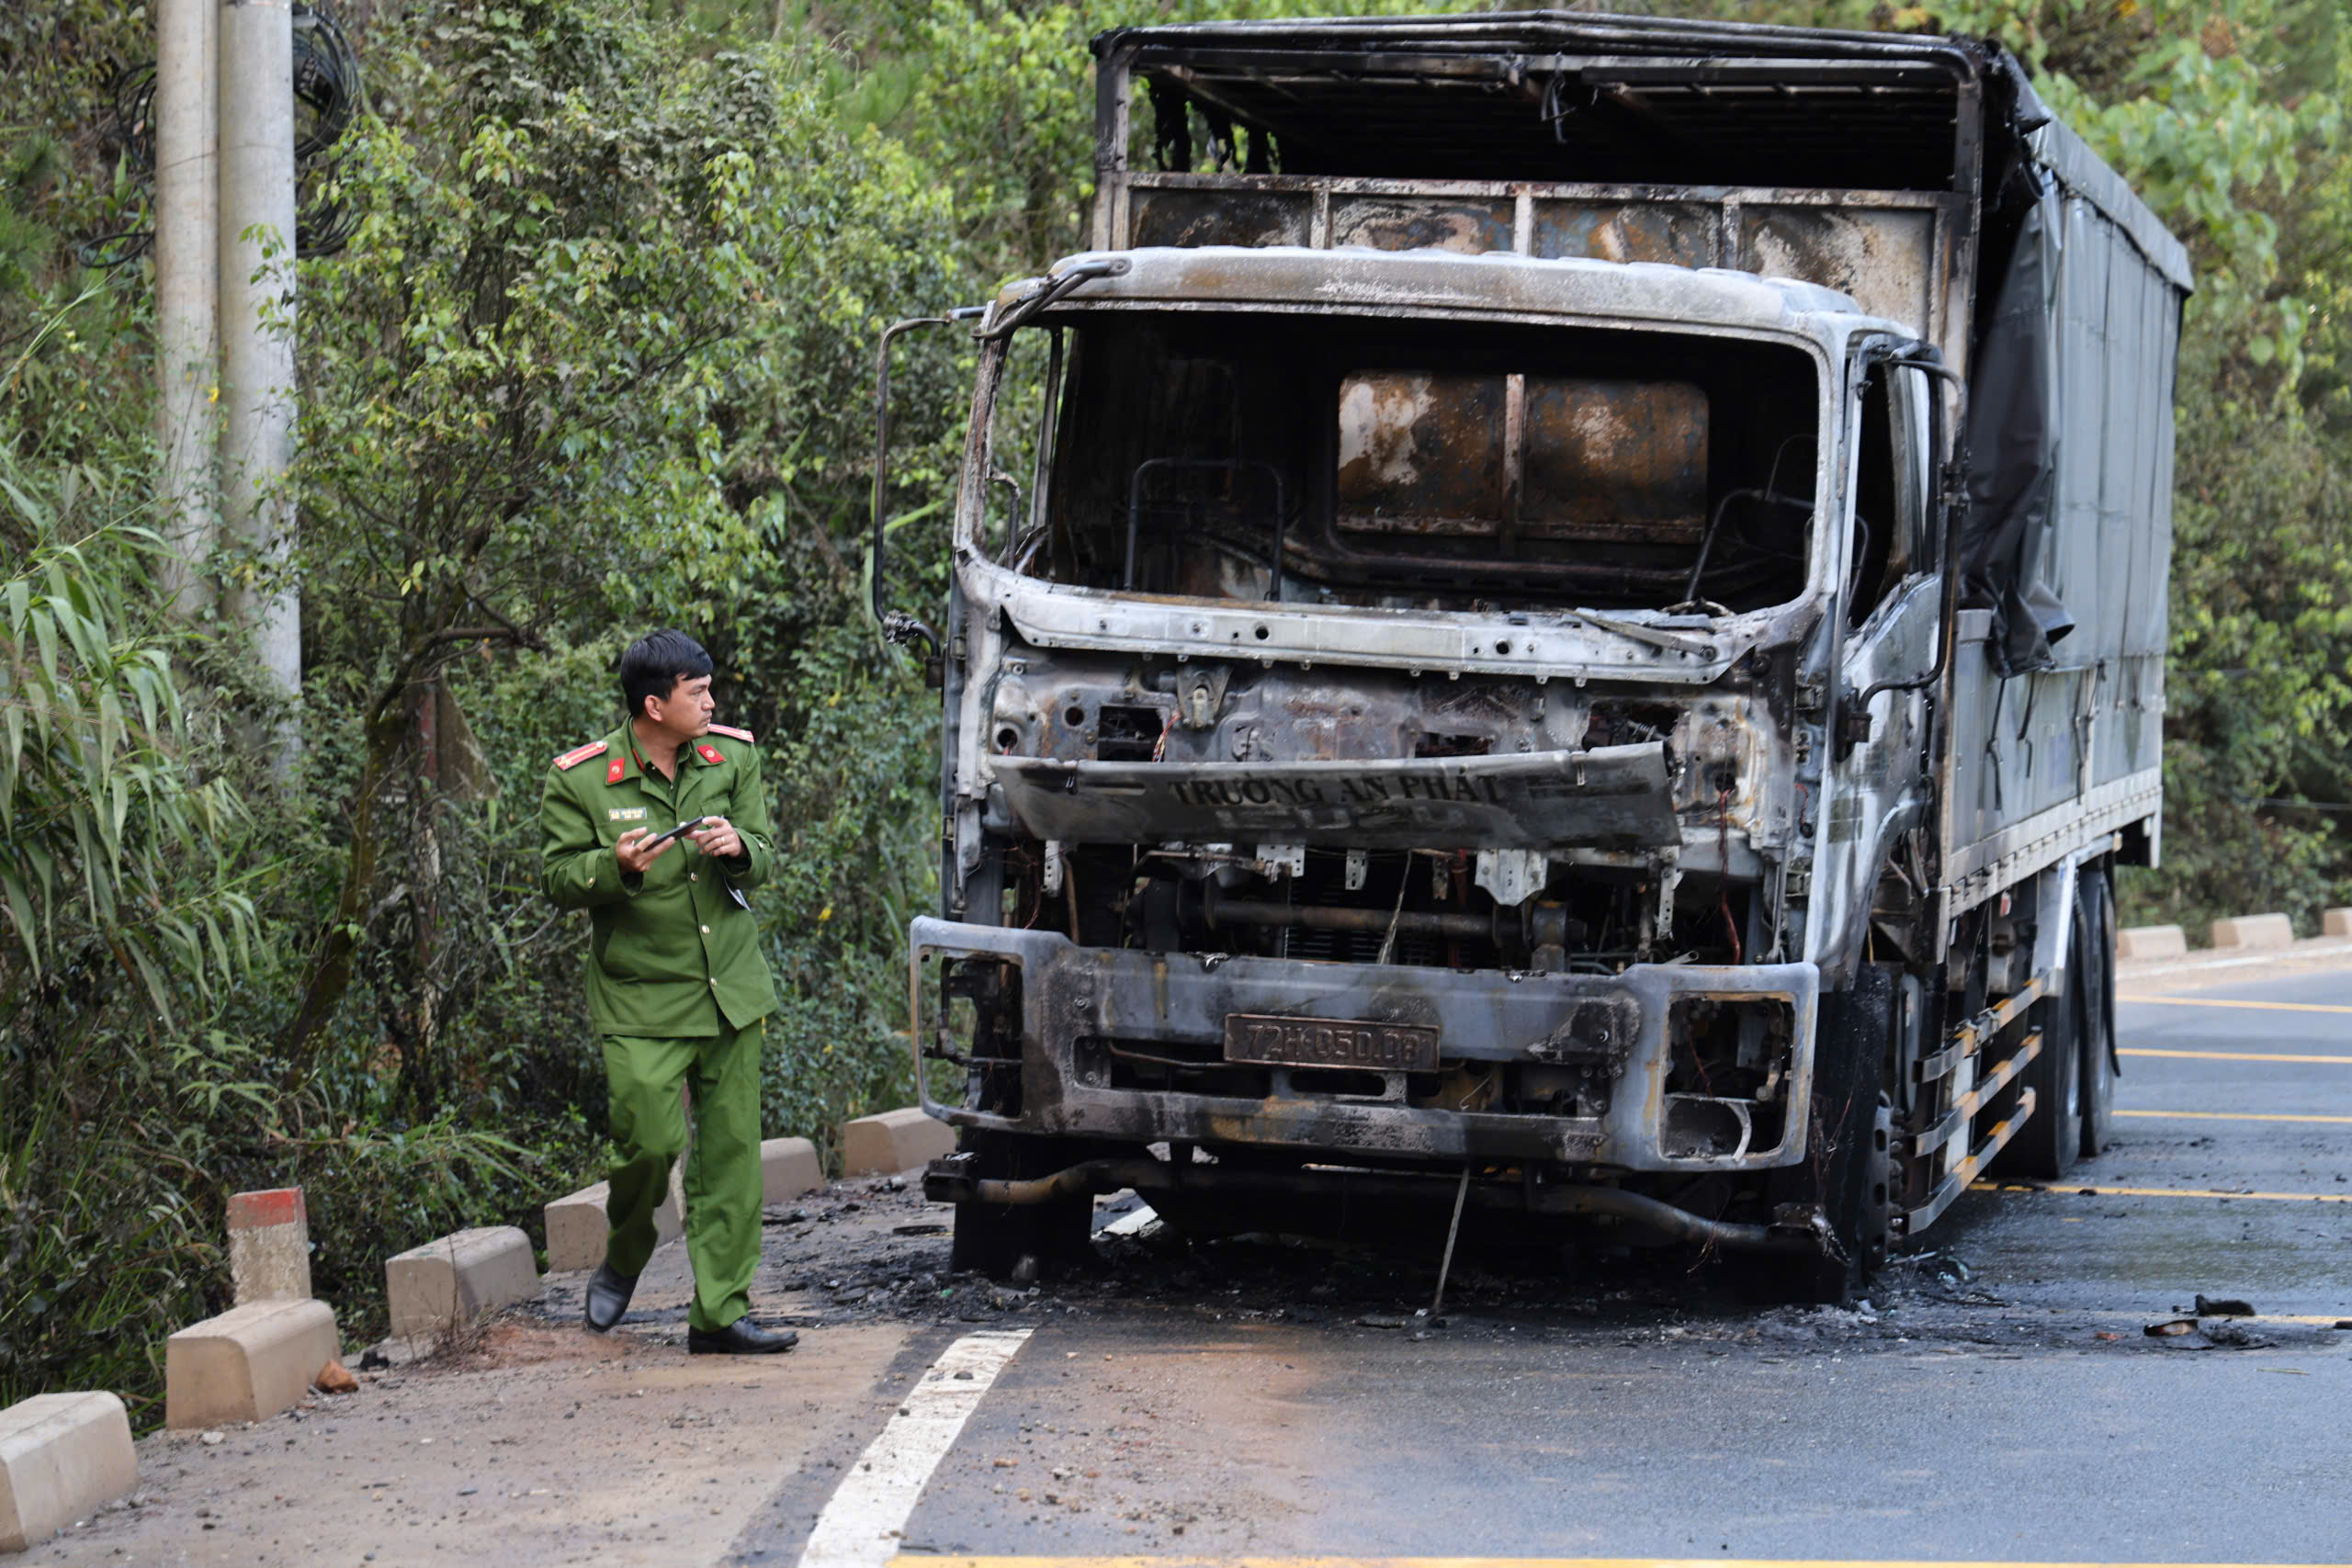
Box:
[1101,1202,1162,1237]
[2117,1108,2352,1124]
[797,1329,1033,1568]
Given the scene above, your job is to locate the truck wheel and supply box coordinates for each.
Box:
[2077,868,2119,1157]
[1857,1093,1896,1276]
[947,1132,1093,1281]
[1729,974,1895,1304]
[1732,1091,1894,1305]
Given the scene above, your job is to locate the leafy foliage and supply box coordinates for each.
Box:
[0,472,268,1416]
[0,509,262,1028]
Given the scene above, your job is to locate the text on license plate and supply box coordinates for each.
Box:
[1222,1013,1440,1072]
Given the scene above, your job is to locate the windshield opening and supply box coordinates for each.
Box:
[981,310,1822,615]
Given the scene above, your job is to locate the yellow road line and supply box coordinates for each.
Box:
[1973,1180,2352,1203]
[892,1559,2352,1568]
[2120,1047,2352,1065]
[2117,1109,2352,1124]
[2118,994,2352,1014]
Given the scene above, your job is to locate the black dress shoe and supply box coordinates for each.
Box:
[687,1318,798,1355]
[583,1262,638,1333]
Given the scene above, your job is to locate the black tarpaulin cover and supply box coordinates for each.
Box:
[1960,180,2074,675]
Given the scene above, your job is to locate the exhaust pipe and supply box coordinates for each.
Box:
[926,1156,1820,1256]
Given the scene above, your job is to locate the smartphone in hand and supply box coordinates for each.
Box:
[641,816,715,852]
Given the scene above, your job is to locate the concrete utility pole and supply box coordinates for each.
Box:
[217,0,301,712]
[153,0,218,617]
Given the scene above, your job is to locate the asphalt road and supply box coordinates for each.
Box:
[50,960,2349,1567]
[735,959,2352,1568]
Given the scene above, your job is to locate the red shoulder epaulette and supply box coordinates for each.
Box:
[707,723,754,742]
[554,740,609,771]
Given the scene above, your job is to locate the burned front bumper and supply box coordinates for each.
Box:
[910,916,1818,1173]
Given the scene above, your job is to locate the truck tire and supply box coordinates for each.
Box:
[1730,969,1896,1303]
[2077,868,2119,1157]
[948,1132,1094,1281]
[1856,1093,1896,1275]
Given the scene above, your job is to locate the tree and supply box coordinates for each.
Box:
[283,1,824,1083]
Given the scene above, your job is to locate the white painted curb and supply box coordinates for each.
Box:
[2211,911,2294,950]
[164,1299,339,1431]
[384,1226,537,1338]
[763,1135,823,1204]
[2116,923,2187,960]
[542,1173,683,1273]
[0,1393,136,1552]
[840,1108,956,1178]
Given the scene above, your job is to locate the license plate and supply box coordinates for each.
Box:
[1223,1013,1440,1072]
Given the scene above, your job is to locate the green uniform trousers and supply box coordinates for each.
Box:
[601,1017,763,1333]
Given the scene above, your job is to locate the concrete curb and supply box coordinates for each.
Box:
[762,1136,822,1204]
[841,1107,956,1178]
[0,1393,136,1552]
[2211,911,2293,950]
[164,1299,339,1431]
[2118,909,2352,972]
[542,1173,684,1274]
[539,1141,819,1273]
[2116,923,2186,960]
[385,1227,538,1339]
[2119,931,2352,978]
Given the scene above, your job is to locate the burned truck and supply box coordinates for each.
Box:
[870,13,2188,1297]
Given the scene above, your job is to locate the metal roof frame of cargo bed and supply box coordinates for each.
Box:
[1090,11,2190,296]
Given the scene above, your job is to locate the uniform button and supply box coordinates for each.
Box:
[709,978,718,987]
[690,873,699,883]
[700,924,710,935]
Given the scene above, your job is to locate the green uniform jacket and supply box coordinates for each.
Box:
[539,722,778,1037]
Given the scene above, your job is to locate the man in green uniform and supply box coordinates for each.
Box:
[539,628,797,1354]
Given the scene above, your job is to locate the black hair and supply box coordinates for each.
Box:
[619,628,714,720]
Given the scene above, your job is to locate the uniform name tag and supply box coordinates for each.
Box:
[608,807,647,822]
